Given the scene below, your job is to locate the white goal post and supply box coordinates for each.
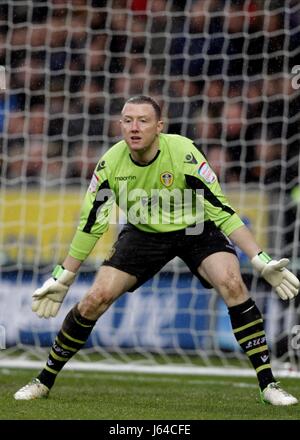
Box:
[1,0,300,376]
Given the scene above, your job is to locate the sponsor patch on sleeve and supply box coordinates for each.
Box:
[88,173,99,193]
[197,162,216,183]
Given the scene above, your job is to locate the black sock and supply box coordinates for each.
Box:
[228,298,276,391]
[38,304,96,389]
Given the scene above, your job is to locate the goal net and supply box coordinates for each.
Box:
[1,0,300,376]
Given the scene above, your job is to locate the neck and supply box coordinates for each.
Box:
[130,144,159,165]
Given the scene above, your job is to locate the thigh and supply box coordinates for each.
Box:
[178,221,237,288]
[91,265,137,298]
[198,251,249,306]
[198,251,243,289]
[78,265,137,320]
[102,225,175,291]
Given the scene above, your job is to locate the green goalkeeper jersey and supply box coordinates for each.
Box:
[70,133,244,260]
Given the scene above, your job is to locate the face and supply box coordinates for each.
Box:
[120,103,163,152]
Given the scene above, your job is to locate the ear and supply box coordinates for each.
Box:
[156,120,164,134]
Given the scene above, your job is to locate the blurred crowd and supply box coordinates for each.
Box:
[0,0,300,189]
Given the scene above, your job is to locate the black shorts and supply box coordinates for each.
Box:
[102,221,237,291]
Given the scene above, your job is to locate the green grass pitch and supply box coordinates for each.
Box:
[1,368,299,420]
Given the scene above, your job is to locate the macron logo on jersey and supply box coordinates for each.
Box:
[115,176,137,181]
[184,152,198,164]
[197,162,216,183]
[97,160,106,171]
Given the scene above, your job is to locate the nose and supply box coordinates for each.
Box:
[131,119,139,131]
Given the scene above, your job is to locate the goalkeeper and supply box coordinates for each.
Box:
[14,95,299,405]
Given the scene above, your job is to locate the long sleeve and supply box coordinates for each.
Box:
[184,148,244,236]
[69,159,115,261]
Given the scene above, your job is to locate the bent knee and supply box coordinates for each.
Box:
[217,272,246,300]
[78,286,115,319]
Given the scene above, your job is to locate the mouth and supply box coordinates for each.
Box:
[130,136,142,143]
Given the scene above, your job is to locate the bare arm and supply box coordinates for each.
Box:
[229,225,299,301]
[228,225,262,260]
[62,254,83,273]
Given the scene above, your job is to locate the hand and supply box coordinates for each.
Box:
[32,265,76,318]
[251,252,300,300]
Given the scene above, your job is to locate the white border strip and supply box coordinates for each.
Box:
[0,359,300,378]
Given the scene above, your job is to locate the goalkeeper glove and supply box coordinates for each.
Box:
[32,265,76,318]
[251,251,300,300]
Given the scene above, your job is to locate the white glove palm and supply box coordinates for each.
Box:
[251,252,300,300]
[32,266,76,318]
